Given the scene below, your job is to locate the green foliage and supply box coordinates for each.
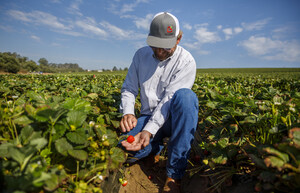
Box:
[193,72,300,192]
[0,52,85,73]
[1,71,299,192]
[0,74,126,192]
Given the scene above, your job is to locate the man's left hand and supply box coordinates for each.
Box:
[121,130,152,151]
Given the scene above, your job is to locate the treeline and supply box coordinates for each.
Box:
[0,52,84,73]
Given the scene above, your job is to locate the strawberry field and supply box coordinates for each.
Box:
[0,69,299,193]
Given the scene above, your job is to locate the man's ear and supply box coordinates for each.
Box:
[176,36,182,45]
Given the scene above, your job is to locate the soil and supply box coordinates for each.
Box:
[118,157,213,193]
[117,158,256,193]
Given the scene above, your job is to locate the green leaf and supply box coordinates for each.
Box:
[240,116,256,124]
[217,138,229,148]
[206,101,218,109]
[110,147,126,164]
[33,172,52,187]
[13,115,33,125]
[25,104,36,116]
[55,138,73,156]
[40,148,52,158]
[105,113,111,124]
[35,108,56,122]
[52,122,67,141]
[97,114,105,124]
[19,126,42,145]
[30,138,48,150]
[106,129,118,147]
[63,98,91,112]
[111,120,120,129]
[27,91,46,104]
[263,147,289,163]
[68,149,88,161]
[66,110,87,128]
[87,93,98,100]
[0,143,14,158]
[44,174,59,191]
[66,130,87,145]
[264,156,285,171]
[212,154,227,164]
[15,96,26,106]
[8,146,25,165]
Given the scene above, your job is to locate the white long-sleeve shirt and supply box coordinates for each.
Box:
[120,45,196,136]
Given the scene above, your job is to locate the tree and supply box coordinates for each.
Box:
[112,66,118,71]
[25,60,39,72]
[38,58,52,72]
[0,52,20,73]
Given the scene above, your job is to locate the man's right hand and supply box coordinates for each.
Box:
[120,114,137,132]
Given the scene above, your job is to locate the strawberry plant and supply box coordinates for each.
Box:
[192,72,300,192]
[0,74,126,192]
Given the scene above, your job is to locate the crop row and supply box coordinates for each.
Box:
[0,72,299,192]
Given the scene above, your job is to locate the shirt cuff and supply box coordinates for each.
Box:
[143,121,160,138]
[121,106,135,116]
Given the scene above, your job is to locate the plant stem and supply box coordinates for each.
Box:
[48,123,54,151]
[76,161,79,182]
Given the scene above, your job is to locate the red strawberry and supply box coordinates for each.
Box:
[127,135,135,143]
[203,150,209,155]
[193,155,201,162]
[122,180,128,186]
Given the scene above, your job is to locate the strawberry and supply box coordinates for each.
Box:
[203,150,209,155]
[122,180,128,186]
[127,135,135,143]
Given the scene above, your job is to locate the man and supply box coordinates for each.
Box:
[120,12,198,192]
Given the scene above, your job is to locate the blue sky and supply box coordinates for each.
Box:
[0,0,300,70]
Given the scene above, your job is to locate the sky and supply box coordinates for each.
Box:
[0,0,300,70]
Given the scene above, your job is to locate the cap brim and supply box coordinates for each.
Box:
[147,35,177,49]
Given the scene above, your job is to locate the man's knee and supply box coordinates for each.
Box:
[172,88,198,107]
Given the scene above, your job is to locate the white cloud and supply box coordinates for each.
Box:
[234,27,243,34]
[223,28,233,40]
[100,21,145,40]
[33,11,69,30]
[183,23,192,30]
[222,27,243,40]
[241,18,271,31]
[217,25,222,30]
[76,18,107,37]
[134,14,153,30]
[7,10,32,22]
[30,35,40,41]
[194,27,221,44]
[68,0,83,16]
[110,0,150,15]
[8,10,70,30]
[239,36,300,62]
[182,42,199,50]
[182,42,210,55]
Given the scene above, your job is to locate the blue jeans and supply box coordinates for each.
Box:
[122,88,199,179]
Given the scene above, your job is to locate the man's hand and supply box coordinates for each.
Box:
[121,130,152,151]
[120,114,137,132]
